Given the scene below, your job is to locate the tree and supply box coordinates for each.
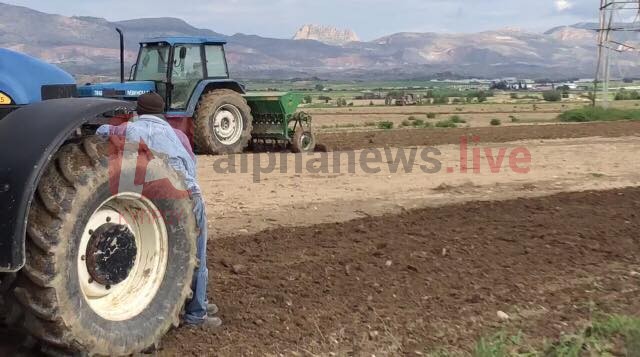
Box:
[542,91,562,102]
[303,95,313,104]
[318,95,331,103]
[314,84,325,91]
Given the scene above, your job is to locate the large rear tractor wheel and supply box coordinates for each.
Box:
[8,137,197,355]
[194,89,253,155]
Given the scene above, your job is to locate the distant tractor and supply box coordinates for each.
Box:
[78,32,315,154]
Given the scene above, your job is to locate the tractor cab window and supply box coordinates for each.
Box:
[134,44,170,82]
[170,44,204,109]
[205,45,228,78]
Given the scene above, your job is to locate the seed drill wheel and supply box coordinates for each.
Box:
[289,111,316,153]
[291,129,316,153]
[8,137,197,355]
[194,89,253,155]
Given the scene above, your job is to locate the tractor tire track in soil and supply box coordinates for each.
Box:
[161,187,640,356]
[316,120,640,151]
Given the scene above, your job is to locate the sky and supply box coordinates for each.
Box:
[4,0,597,40]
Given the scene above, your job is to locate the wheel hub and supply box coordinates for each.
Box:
[85,223,137,287]
[221,118,230,130]
[301,133,312,150]
[212,104,244,145]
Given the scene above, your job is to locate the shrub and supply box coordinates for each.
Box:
[435,120,457,128]
[377,121,394,129]
[510,93,519,99]
[364,121,376,127]
[303,95,313,104]
[369,101,375,106]
[450,115,466,123]
[490,119,502,126]
[558,106,640,122]
[542,90,562,102]
[426,113,436,119]
[412,119,425,127]
[401,120,411,127]
[509,115,519,123]
[408,115,418,121]
[337,98,348,107]
[614,89,640,101]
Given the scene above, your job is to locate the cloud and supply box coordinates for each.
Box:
[555,0,574,12]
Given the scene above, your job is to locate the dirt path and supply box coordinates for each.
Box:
[199,136,640,237]
[161,187,640,356]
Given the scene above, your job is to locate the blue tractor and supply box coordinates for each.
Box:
[0,48,78,119]
[0,48,202,354]
[77,33,254,155]
[0,31,316,354]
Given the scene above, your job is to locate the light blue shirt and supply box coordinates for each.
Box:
[96,114,200,195]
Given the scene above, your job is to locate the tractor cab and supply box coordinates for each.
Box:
[133,37,230,110]
[78,36,232,111]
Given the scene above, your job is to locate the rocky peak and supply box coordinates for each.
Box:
[293,24,359,45]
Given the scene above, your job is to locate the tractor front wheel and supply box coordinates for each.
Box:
[194,89,253,155]
[7,137,197,355]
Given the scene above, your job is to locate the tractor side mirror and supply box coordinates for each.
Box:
[179,47,187,60]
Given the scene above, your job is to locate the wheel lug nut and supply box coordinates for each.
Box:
[106,285,111,290]
[88,278,93,284]
[81,255,86,261]
[106,217,111,223]
[88,229,94,235]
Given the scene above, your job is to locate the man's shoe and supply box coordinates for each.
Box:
[207,303,219,315]
[201,316,223,329]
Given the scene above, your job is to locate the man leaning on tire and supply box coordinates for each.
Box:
[96,92,221,328]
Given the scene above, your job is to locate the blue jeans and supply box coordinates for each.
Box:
[184,193,209,325]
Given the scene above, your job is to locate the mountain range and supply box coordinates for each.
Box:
[0,2,636,80]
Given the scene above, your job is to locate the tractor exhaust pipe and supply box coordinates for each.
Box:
[116,28,125,83]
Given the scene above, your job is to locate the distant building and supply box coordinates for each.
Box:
[491,78,533,91]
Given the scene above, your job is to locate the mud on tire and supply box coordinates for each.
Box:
[8,136,197,355]
[194,89,253,155]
